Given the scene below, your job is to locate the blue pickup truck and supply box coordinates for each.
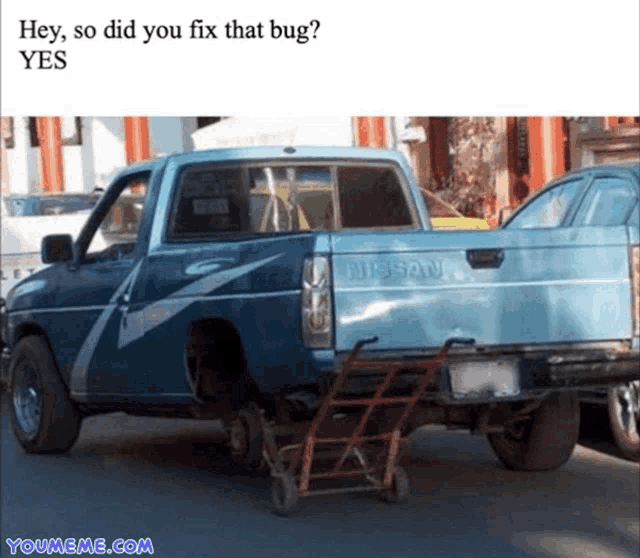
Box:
[2,147,639,477]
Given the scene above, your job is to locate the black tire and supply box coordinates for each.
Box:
[382,465,410,504]
[230,405,264,469]
[608,382,640,462]
[271,473,298,516]
[9,335,82,454]
[488,393,580,472]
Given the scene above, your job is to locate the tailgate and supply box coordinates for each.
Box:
[331,227,632,352]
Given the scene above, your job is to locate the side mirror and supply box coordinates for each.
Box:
[41,234,73,264]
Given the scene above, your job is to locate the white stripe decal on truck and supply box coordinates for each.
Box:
[69,261,143,394]
[118,252,284,348]
[70,253,284,395]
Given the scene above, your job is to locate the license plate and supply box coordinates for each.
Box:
[448,359,520,399]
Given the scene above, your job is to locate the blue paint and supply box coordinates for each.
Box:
[3,149,639,410]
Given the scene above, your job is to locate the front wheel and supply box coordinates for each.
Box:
[488,393,580,472]
[9,336,82,454]
[608,381,640,462]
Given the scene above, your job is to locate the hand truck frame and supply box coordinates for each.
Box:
[259,336,475,515]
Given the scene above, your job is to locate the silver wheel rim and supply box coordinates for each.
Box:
[612,381,640,441]
[12,362,41,440]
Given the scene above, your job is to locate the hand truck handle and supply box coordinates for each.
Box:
[444,337,476,349]
[354,336,379,351]
[351,336,379,355]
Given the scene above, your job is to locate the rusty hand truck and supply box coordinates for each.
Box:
[258,336,476,515]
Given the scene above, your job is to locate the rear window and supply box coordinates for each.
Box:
[170,168,245,238]
[249,166,335,232]
[167,162,415,240]
[338,167,413,228]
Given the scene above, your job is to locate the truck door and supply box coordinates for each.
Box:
[61,172,151,398]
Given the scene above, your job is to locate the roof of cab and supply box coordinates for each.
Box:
[168,145,409,166]
[113,146,412,183]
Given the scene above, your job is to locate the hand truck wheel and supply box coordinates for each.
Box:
[271,472,299,516]
[230,405,263,469]
[381,465,409,504]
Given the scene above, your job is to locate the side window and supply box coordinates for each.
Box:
[86,177,149,259]
[573,177,638,226]
[505,179,585,229]
[338,167,413,229]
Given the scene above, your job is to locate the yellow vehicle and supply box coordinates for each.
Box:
[421,189,490,230]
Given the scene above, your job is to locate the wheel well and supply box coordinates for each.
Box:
[14,323,49,347]
[10,323,66,388]
[186,318,261,408]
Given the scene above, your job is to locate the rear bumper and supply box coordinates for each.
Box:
[550,355,640,386]
[333,341,640,406]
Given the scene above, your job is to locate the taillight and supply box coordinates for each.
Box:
[302,256,333,349]
[631,245,640,337]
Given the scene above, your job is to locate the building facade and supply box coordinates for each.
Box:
[2,116,638,226]
[1,117,200,196]
[401,116,640,225]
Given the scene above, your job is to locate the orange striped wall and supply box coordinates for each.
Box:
[526,117,567,194]
[355,117,387,147]
[123,117,151,196]
[124,117,151,164]
[37,117,64,193]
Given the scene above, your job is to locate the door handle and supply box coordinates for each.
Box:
[466,249,505,269]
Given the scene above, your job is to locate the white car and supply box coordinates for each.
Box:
[1,194,108,300]
[1,194,109,387]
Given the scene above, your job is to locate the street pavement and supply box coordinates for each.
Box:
[2,393,638,558]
